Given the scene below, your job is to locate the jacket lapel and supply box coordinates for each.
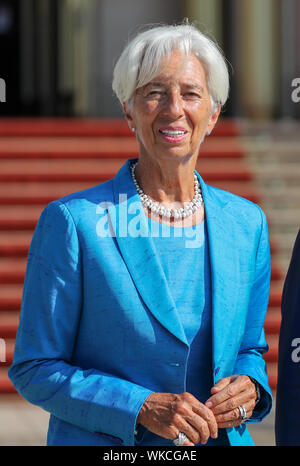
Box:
[109,158,188,347]
[197,173,240,381]
[107,158,241,364]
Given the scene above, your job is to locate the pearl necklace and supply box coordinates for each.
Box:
[130,161,203,219]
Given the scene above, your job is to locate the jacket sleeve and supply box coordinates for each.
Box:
[8,200,152,446]
[233,206,273,422]
[275,230,300,445]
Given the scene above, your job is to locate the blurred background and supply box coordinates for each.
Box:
[0,0,300,446]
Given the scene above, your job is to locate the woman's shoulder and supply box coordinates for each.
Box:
[205,183,267,224]
[38,179,115,226]
[58,178,114,204]
[52,179,114,213]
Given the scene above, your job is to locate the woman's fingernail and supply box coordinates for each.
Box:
[206,401,212,408]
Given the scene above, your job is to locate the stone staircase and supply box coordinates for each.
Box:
[242,119,300,394]
[0,118,284,395]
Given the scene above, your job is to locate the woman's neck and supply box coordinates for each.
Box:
[134,157,196,204]
[133,156,205,227]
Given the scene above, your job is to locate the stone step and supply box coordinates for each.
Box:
[269,231,299,250]
[247,149,300,165]
[264,308,282,334]
[0,118,242,138]
[265,208,300,222]
[0,181,261,205]
[255,165,300,182]
[261,194,300,210]
[0,206,43,230]
[0,136,245,159]
[0,368,16,394]
[0,312,20,338]
[264,334,279,363]
[265,362,277,390]
[0,158,252,183]
[0,233,33,257]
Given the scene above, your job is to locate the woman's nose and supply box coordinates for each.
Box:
[162,92,184,118]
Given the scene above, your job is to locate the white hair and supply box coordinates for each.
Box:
[112,22,230,110]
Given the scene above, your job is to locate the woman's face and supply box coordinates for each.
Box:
[124,50,220,164]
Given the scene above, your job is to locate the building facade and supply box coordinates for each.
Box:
[0,0,300,119]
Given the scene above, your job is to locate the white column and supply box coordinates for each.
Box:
[70,0,94,116]
[239,0,279,118]
[185,0,223,46]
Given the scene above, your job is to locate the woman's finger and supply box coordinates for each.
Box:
[215,400,255,428]
[175,394,217,443]
[137,391,219,443]
[209,376,231,394]
[173,415,205,445]
[211,387,257,416]
[205,375,252,410]
[191,403,218,440]
[183,439,195,446]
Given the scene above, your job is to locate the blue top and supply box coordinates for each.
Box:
[143,217,229,446]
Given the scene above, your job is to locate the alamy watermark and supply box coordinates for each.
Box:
[0,78,6,102]
[95,195,204,249]
[291,338,300,363]
[291,78,300,103]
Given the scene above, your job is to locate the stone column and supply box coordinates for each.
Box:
[238,0,280,118]
[185,0,223,46]
[280,0,298,118]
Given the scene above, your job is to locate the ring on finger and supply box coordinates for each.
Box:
[173,432,189,446]
[238,405,247,421]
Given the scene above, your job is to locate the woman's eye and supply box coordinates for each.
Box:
[184,92,200,98]
[148,90,163,96]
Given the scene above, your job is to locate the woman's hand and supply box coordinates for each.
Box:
[205,375,257,428]
[137,392,218,446]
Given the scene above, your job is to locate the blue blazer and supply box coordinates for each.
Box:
[9,158,272,446]
[275,230,300,445]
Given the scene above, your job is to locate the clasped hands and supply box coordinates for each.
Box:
[137,375,257,446]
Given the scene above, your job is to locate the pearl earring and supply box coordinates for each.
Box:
[131,128,135,132]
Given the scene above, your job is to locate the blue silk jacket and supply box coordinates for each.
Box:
[9,158,273,446]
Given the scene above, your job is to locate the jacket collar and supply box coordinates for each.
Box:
[109,159,240,374]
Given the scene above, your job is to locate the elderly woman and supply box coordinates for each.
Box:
[9,23,272,447]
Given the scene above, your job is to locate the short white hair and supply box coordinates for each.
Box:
[112,22,230,110]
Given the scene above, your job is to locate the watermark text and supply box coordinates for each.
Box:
[0,78,6,102]
[291,78,300,103]
[291,338,300,363]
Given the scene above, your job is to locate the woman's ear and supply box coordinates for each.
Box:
[123,102,135,132]
[206,104,221,136]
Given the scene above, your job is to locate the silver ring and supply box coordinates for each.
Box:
[173,431,188,446]
[238,405,247,421]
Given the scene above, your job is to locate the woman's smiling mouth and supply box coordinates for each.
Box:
[158,127,188,143]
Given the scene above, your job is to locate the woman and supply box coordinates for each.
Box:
[9,22,272,446]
